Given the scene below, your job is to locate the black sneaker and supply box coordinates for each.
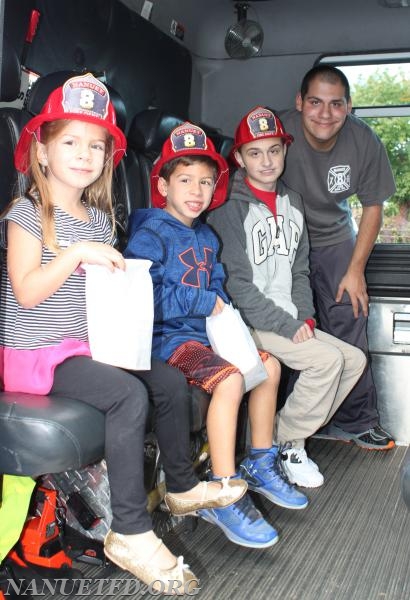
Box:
[354,425,395,450]
[315,423,395,450]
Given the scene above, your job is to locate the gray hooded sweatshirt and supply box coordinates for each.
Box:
[208,169,315,340]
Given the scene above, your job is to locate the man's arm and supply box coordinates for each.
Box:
[335,204,383,318]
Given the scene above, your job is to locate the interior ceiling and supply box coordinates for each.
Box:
[119,0,410,60]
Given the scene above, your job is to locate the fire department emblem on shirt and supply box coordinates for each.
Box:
[328,165,351,193]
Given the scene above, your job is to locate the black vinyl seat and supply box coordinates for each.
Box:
[125,108,185,208]
[0,39,30,213]
[199,122,234,160]
[0,392,105,477]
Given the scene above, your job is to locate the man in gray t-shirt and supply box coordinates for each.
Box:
[280,64,396,450]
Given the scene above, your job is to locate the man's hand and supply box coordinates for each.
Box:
[336,267,369,318]
[337,204,382,318]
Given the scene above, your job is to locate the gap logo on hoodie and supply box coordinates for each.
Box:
[249,209,302,267]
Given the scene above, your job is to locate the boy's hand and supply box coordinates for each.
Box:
[211,295,226,315]
[292,322,314,344]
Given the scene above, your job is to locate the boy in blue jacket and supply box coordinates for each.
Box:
[125,122,308,550]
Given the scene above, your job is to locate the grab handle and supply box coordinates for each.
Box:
[393,312,410,344]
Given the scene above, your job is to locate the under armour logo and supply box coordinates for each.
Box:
[179,247,213,287]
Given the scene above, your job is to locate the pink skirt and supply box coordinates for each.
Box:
[1,339,92,395]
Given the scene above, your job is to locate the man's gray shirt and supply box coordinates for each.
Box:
[280,109,396,248]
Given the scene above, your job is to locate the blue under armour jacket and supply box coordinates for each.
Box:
[125,208,229,361]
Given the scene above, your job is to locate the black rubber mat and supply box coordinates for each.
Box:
[14,440,409,600]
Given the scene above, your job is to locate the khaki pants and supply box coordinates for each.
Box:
[252,328,366,447]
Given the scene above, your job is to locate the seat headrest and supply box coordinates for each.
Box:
[200,123,234,159]
[26,71,127,132]
[0,37,22,102]
[105,84,127,133]
[127,109,185,155]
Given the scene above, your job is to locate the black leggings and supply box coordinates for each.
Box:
[52,356,198,534]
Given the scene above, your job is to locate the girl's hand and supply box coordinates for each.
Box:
[7,222,125,308]
[74,242,125,272]
[211,295,226,315]
[292,322,314,344]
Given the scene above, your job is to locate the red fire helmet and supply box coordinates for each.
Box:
[151,122,229,210]
[14,72,127,173]
[230,106,293,166]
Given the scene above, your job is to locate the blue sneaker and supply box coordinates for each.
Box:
[240,446,308,509]
[198,492,278,548]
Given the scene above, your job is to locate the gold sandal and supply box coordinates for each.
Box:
[164,476,247,516]
[104,530,198,595]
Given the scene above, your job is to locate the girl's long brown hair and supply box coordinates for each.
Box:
[8,119,116,252]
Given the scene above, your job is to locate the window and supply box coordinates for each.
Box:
[320,53,410,243]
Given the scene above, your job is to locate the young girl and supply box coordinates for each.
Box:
[0,73,245,594]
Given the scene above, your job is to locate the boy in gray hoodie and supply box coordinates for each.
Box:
[208,107,366,487]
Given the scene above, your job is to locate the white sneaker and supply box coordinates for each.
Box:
[280,447,324,488]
